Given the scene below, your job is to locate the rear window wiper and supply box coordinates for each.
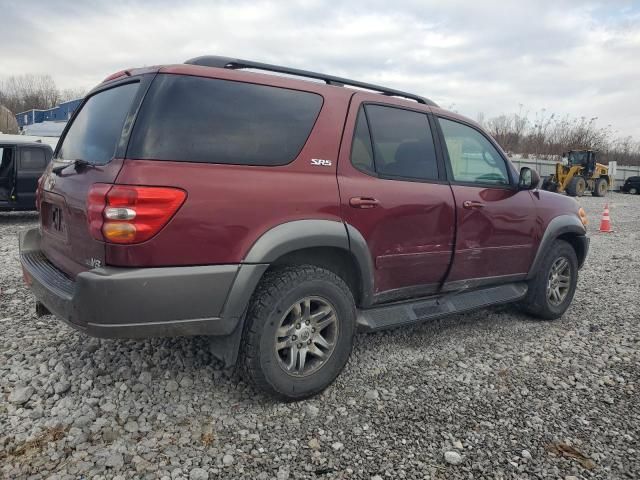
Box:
[72,159,97,171]
[52,159,97,175]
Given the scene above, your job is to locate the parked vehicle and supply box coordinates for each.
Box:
[19,56,590,400]
[621,176,640,194]
[541,150,610,197]
[0,141,52,211]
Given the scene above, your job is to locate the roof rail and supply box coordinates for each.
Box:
[184,55,438,107]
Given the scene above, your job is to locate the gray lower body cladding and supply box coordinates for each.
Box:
[18,228,267,359]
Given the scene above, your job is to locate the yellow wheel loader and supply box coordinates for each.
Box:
[541,150,610,197]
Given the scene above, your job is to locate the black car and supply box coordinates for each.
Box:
[0,141,53,211]
[622,176,640,195]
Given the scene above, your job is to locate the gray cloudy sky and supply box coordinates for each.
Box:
[1,0,639,138]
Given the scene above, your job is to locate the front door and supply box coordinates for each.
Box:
[0,146,15,202]
[338,95,456,303]
[435,116,537,289]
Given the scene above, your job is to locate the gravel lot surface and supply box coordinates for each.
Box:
[1,193,639,479]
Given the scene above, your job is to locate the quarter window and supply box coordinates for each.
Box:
[438,118,510,185]
[350,104,438,180]
[128,75,323,166]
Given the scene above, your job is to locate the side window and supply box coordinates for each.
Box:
[366,105,438,180]
[438,118,510,185]
[350,104,438,180]
[20,148,47,171]
[128,75,323,166]
[350,108,375,174]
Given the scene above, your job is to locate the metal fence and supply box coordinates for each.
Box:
[509,156,640,189]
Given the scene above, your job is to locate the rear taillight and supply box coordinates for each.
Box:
[87,184,112,240]
[87,184,186,244]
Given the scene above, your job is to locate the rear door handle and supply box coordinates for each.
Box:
[350,197,380,209]
[463,200,485,209]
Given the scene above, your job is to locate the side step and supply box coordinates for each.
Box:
[356,282,528,332]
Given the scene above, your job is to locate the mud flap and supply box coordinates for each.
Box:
[208,313,246,368]
[35,301,51,317]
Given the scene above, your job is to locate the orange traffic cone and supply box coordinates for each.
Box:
[599,203,613,233]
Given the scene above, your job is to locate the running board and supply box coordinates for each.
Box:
[356,282,528,332]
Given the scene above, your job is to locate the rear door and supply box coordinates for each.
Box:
[338,95,456,303]
[40,77,150,277]
[15,146,51,208]
[435,115,537,289]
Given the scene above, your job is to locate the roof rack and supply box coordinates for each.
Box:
[184,55,437,106]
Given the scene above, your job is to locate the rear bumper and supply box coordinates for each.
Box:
[19,228,267,345]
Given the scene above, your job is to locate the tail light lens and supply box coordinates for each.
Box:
[87,184,186,244]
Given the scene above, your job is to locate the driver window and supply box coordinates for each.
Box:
[438,118,509,185]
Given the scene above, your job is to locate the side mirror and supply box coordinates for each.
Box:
[518,167,540,190]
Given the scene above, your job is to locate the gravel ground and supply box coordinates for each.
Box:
[1,193,639,480]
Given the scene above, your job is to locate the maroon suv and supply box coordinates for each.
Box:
[20,56,589,400]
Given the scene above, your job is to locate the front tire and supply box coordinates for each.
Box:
[630,187,638,195]
[592,177,608,197]
[520,240,578,320]
[241,265,356,400]
[566,176,586,197]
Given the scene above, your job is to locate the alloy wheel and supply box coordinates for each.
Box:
[547,257,571,306]
[274,296,339,377]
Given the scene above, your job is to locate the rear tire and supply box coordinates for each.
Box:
[241,265,356,401]
[592,177,608,197]
[520,240,578,320]
[566,176,586,197]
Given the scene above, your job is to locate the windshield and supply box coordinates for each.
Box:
[568,151,588,165]
[56,82,139,165]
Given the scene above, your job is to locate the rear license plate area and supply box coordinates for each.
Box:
[42,202,67,238]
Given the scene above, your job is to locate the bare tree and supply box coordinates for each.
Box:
[483,108,640,166]
[59,88,86,103]
[0,74,60,114]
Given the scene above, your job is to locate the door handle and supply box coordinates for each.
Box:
[350,197,380,209]
[463,200,485,209]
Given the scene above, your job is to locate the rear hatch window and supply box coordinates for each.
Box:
[41,81,141,277]
[127,74,323,166]
[57,82,139,165]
